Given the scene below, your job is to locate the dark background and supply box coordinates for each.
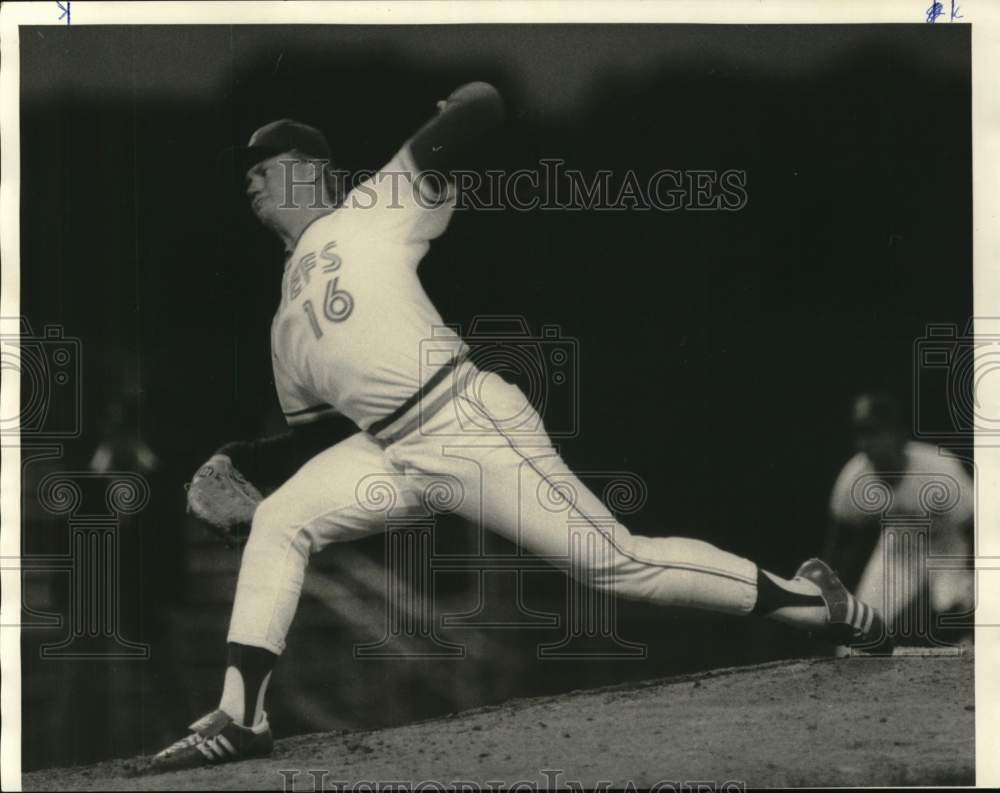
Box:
[18,24,971,770]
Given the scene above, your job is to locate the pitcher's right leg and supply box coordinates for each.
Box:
[228,431,415,656]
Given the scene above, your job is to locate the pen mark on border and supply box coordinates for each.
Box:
[926,0,963,22]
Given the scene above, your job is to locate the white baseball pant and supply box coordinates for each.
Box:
[227,364,759,654]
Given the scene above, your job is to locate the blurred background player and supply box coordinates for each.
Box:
[823,393,974,647]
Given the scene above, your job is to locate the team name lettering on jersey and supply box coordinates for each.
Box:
[287,240,354,336]
[288,241,343,300]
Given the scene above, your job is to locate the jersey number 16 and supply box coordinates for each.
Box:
[303,277,354,338]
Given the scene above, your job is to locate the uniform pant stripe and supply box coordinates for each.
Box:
[459,396,757,588]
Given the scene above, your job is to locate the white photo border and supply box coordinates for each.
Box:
[1,1,996,788]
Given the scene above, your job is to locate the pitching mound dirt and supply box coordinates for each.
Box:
[22,652,974,790]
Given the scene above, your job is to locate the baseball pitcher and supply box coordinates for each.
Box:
[152,82,886,769]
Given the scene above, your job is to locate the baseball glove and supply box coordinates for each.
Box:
[186,454,263,547]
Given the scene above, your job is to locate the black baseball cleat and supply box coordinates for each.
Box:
[795,558,890,649]
[142,709,273,773]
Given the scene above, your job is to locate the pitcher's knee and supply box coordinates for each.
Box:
[246,496,307,554]
[563,529,641,594]
[566,533,726,607]
[570,555,701,606]
[247,494,352,559]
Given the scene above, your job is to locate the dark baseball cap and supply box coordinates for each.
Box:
[220,119,332,177]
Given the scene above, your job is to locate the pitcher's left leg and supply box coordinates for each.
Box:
[457,439,760,614]
[478,441,881,643]
[415,377,881,643]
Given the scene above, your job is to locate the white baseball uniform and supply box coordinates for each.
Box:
[829,441,974,631]
[228,145,759,655]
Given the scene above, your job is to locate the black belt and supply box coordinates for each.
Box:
[368,357,460,437]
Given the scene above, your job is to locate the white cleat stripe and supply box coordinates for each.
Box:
[217,735,237,756]
[845,596,855,626]
[863,604,875,634]
[858,604,871,635]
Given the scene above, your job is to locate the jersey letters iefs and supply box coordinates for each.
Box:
[270,146,467,431]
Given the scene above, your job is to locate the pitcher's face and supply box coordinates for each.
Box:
[245,153,292,225]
